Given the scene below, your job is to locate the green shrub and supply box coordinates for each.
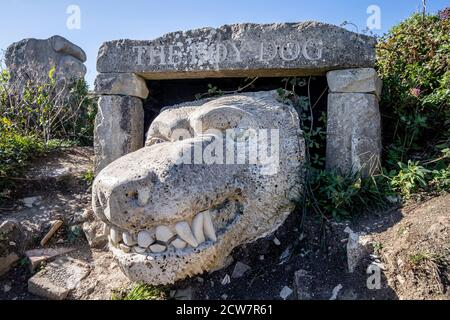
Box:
[0,118,44,185]
[377,9,450,168]
[390,161,431,199]
[308,169,390,219]
[0,68,96,146]
[0,66,97,196]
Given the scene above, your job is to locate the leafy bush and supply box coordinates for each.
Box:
[0,118,44,184]
[390,161,430,199]
[0,65,96,195]
[0,68,96,146]
[376,8,450,199]
[308,169,390,219]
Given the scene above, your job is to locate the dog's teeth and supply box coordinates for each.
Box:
[149,244,166,253]
[110,228,122,244]
[171,238,187,249]
[155,226,174,243]
[203,211,217,242]
[192,213,205,244]
[133,246,147,254]
[122,231,137,246]
[175,221,198,248]
[120,244,131,253]
[137,230,154,248]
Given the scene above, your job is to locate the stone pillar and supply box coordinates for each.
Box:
[93,73,149,174]
[325,68,382,178]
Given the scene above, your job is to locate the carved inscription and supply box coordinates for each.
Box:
[133,39,324,67]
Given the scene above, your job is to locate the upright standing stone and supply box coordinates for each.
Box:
[5,35,86,92]
[94,96,144,174]
[326,92,381,177]
[326,68,382,177]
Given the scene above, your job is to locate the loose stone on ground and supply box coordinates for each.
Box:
[25,248,76,271]
[27,256,90,300]
[231,261,251,279]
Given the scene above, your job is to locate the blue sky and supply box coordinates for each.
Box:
[0,0,447,86]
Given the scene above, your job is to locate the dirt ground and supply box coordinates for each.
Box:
[0,147,448,300]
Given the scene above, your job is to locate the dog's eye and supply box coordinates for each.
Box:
[146,137,167,146]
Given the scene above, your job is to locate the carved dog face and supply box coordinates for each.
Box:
[92,90,305,284]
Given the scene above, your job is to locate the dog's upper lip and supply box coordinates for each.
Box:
[94,174,241,227]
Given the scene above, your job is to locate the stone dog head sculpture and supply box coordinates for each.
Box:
[92,90,305,284]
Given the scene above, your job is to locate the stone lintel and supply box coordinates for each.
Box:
[96,22,376,77]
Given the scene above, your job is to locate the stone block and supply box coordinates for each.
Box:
[96,22,376,78]
[94,73,149,99]
[326,93,381,177]
[327,68,382,97]
[0,253,19,276]
[27,256,90,300]
[94,96,144,174]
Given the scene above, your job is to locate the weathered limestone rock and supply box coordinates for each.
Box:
[346,229,372,273]
[173,287,194,300]
[326,93,381,177]
[294,269,313,300]
[327,68,382,97]
[5,35,86,91]
[0,253,19,277]
[92,90,305,284]
[21,196,41,208]
[94,96,144,174]
[28,256,90,300]
[94,73,149,99]
[51,36,86,62]
[25,247,75,272]
[0,219,22,276]
[231,261,251,279]
[96,22,376,79]
[280,286,294,300]
[82,220,108,248]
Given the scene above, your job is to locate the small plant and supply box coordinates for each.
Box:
[390,161,431,198]
[82,169,95,185]
[111,284,167,300]
[372,242,384,255]
[409,252,430,266]
[67,225,83,244]
[308,169,389,219]
[430,168,450,191]
[19,257,29,267]
[0,117,45,191]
